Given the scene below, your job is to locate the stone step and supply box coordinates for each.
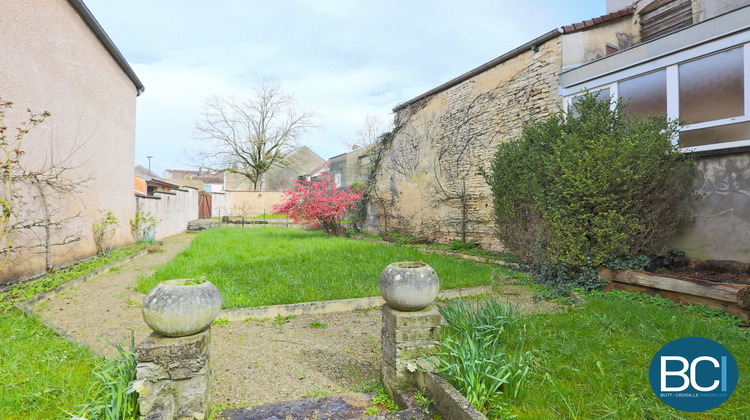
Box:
[360,409,430,419]
[220,393,372,420]
[219,393,434,420]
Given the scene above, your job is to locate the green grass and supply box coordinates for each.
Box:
[137,228,508,308]
[497,291,749,419]
[0,244,146,313]
[0,309,100,419]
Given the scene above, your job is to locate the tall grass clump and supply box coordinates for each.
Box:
[436,297,529,414]
[76,332,139,419]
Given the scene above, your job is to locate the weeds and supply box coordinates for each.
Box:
[308,321,327,329]
[212,317,230,326]
[371,385,398,412]
[273,314,297,325]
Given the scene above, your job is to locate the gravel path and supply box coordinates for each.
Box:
[34,232,560,412]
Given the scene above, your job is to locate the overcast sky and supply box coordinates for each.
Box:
[83,0,604,174]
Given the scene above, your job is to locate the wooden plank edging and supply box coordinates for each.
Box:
[598,268,748,305]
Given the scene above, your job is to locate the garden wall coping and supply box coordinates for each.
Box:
[219,285,494,321]
[415,360,487,420]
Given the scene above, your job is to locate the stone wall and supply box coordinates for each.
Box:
[136,188,199,240]
[367,36,562,250]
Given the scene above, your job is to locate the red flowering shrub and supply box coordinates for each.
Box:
[273,174,365,235]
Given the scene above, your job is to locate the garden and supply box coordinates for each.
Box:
[2,94,749,419]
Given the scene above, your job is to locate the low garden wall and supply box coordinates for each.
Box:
[210,190,284,218]
[136,188,199,240]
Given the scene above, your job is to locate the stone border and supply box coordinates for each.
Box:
[415,361,486,420]
[16,248,149,312]
[219,285,494,321]
[348,235,519,269]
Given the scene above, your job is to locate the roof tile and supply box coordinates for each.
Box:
[562,8,634,33]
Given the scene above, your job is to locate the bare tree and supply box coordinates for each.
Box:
[1,99,50,271]
[1,99,90,272]
[346,113,390,151]
[14,140,90,270]
[190,80,316,190]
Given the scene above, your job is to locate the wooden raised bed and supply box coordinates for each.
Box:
[599,268,750,320]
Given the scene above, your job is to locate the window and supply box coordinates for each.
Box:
[334,173,341,187]
[569,88,612,117]
[565,43,750,152]
[679,47,744,125]
[619,70,667,120]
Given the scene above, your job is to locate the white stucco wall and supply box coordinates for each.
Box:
[136,188,199,240]
[0,0,139,281]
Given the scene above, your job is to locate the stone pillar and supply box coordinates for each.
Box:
[135,328,212,420]
[380,303,441,393]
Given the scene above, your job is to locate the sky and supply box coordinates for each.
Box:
[83,0,605,175]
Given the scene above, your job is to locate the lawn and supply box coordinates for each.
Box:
[483,291,749,419]
[137,227,508,308]
[0,309,100,419]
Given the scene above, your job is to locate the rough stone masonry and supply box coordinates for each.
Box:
[135,329,212,420]
[380,303,441,394]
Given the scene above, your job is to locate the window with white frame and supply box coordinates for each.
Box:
[564,41,750,152]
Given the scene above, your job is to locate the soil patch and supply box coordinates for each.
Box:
[651,257,750,285]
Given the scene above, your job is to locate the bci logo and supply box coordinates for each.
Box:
[660,355,729,393]
[649,337,738,412]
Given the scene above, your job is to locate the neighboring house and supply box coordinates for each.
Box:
[162,168,224,192]
[300,160,330,182]
[369,0,750,261]
[1,0,143,282]
[329,145,374,187]
[135,165,180,196]
[224,146,326,191]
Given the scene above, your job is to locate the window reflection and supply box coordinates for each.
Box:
[619,70,667,120]
[571,88,610,117]
[679,48,744,125]
[680,122,750,147]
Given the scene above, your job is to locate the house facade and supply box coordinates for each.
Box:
[224,146,326,191]
[368,0,750,261]
[561,1,750,261]
[329,145,374,188]
[1,0,143,282]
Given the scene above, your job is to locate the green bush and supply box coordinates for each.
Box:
[484,92,695,291]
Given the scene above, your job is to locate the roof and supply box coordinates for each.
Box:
[304,161,330,177]
[67,0,144,95]
[561,8,635,33]
[192,175,224,184]
[393,8,635,112]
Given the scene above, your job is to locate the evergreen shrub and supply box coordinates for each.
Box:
[484,92,695,291]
